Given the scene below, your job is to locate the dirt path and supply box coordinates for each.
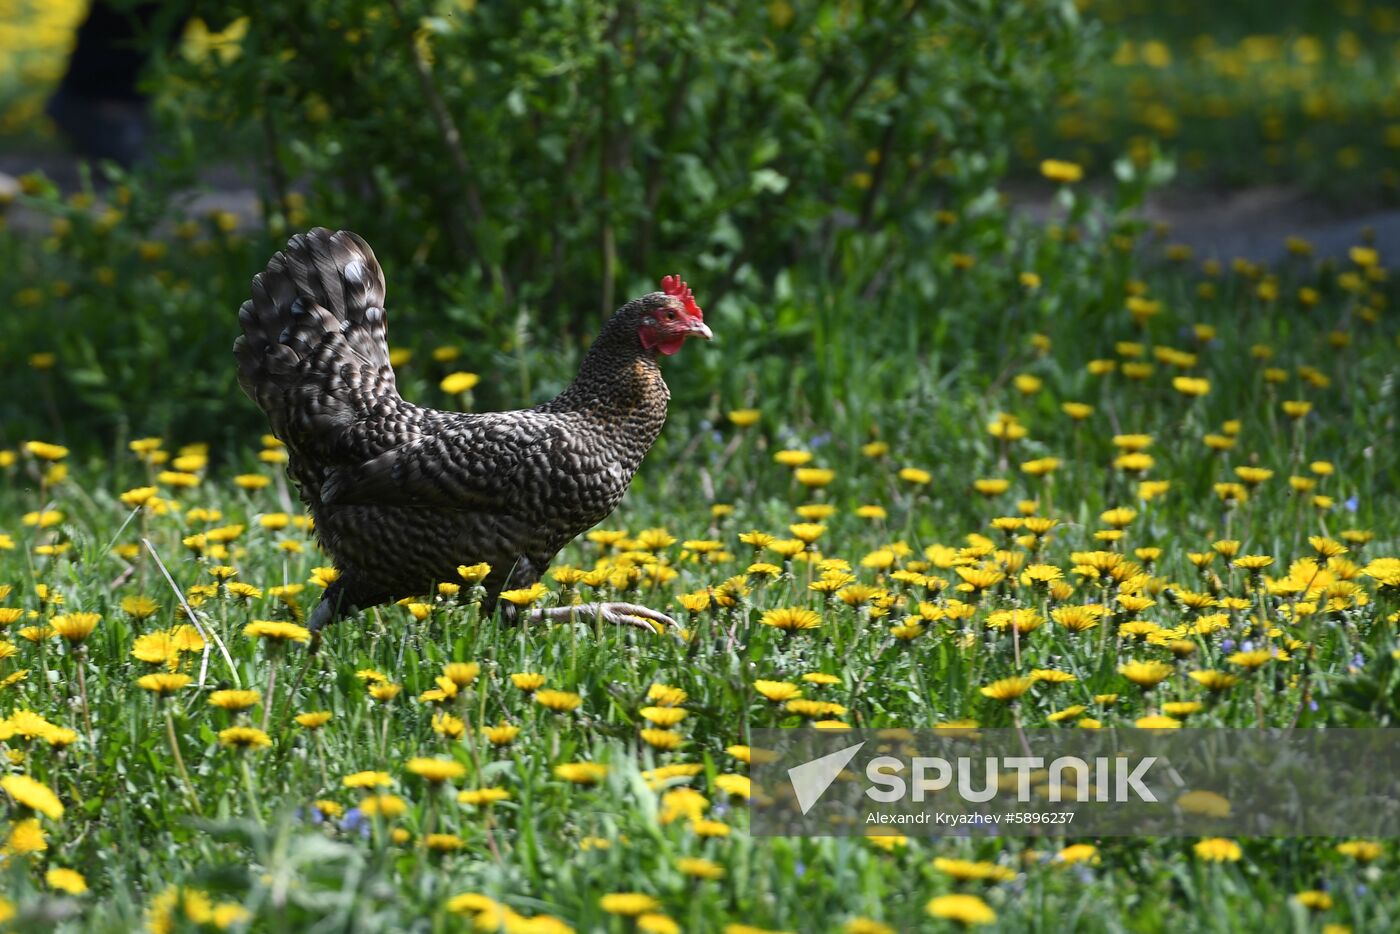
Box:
[1012,182,1397,264]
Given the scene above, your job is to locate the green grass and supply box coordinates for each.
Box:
[1023,0,1400,201]
[2,3,1398,930]
[1,185,1398,932]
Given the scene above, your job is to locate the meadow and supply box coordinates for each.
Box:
[1024,0,1400,203]
[2,197,1398,930]
[2,1,1400,932]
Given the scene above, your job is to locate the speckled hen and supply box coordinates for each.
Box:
[234,228,711,638]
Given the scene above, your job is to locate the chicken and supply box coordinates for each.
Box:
[233,228,712,639]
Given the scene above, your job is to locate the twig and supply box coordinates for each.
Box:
[386,0,509,300]
[596,4,630,316]
[143,537,241,689]
[855,66,908,232]
[163,703,203,816]
[99,506,143,563]
[638,49,695,269]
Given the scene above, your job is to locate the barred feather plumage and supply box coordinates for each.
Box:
[234,228,685,633]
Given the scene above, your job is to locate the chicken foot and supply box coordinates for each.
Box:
[528,602,677,634]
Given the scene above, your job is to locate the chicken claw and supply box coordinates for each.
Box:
[529,602,678,634]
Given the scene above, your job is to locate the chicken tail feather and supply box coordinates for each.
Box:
[233,227,396,455]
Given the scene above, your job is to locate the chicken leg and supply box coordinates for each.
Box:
[528,602,677,634]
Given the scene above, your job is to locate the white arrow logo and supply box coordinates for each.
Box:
[787,742,865,815]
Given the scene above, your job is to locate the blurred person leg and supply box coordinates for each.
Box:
[45,2,184,167]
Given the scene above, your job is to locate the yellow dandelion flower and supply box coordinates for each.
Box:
[309,566,340,587]
[120,486,160,508]
[600,893,660,917]
[50,613,100,644]
[368,683,402,702]
[511,672,546,691]
[1172,376,1211,397]
[1040,159,1083,183]
[647,684,688,706]
[458,787,512,806]
[926,893,996,926]
[536,689,582,712]
[441,662,480,687]
[424,833,465,851]
[45,867,87,894]
[980,677,1033,701]
[795,467,835,488]
[483,723,521,745]
[1163,701,1203,717]
[137,673,191,696]
[407,757,466,783]
[1119,660,1173,687]
[1336,840,1383,863]
[499,583,549,607]
[713,774,751,799]
[1188,670,1239,691]
[1100,507,1137,529]
[676,857,726,880]
[208,690,260,712]
[690,818,731,837]
[641,706,688,727]
[759,607,821,631]
[1194,838,1242,862]
[785,699,847,718]
[641,729,684,750]
[455,562,492,584]
[1058,844,1099,865]
[295,710,333,729]
[343,771,393,789]
[440,372,480,394]
[359,794,407,818]
[1295,890,1333,912]
[754,680,802,702]
[2,774,64,819]
[243,620,310,643]
[4,818,47,855]
[774,449,813,467]
[1227,649,1273,670]
[24,441,69,461]
[22,510,64,528]
[933,857,1016,883]
[554,762,608,784]
[1047,705,1087,723]
[1178,790,1231,817]
[213,725,272,753]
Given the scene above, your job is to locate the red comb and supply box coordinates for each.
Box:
[661,275,703,320]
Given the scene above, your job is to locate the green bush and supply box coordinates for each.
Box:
[167,0,1097,319]
[1,0,1100,447]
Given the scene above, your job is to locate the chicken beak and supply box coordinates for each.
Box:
[688,321,714,341]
